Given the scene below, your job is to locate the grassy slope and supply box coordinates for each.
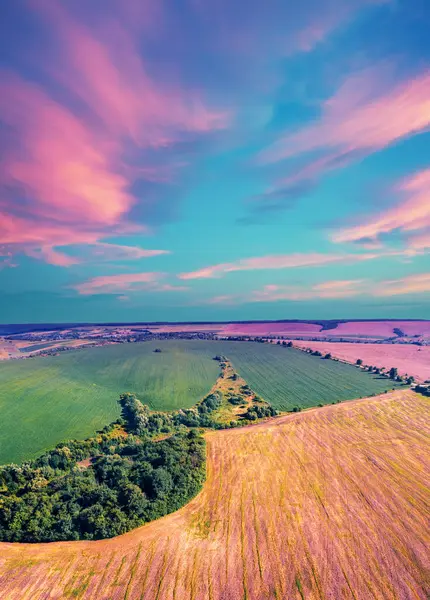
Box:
[0,390,428,599]
[0,340,219,464]
[211,341,400,410]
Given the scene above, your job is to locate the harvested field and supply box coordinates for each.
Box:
[292,340,430,382]
[220,322,323,336]
[330,320,430,339]
[0,338,20,360]
[0,390,428,599]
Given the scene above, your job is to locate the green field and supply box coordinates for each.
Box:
[0,341,220,464]
[0,340,399,464]
[214,341,399,410]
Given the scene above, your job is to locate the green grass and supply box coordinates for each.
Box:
[0,340,220,464]
[211,341,400,411]
[0,340,400,464]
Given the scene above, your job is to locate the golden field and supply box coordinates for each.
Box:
[0,389,428,599]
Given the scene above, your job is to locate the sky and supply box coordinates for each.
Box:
[0,0,429,323]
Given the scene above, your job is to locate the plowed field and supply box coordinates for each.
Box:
[0,389,428,599]
[292,340,430,382]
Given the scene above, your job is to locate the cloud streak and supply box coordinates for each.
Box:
[22,243,169,267]
[374,273,430,297]
[333,169,430,244]
[261,68,430,165]
[179,250,410,280]
[74,272,188,296]
[0,1,228,265]
[255,67,430,210]
[210,273,430,304]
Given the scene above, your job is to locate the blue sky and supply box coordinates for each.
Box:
[0,0,429,322]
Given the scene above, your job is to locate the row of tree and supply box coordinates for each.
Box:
[355,360,415,384]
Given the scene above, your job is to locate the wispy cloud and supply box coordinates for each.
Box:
[373,273,430,296]
[0,1,228,265]
[192,0,387,59]
[255,67,430,208]
[407,232,430,250]
[333,169,430,244]
[210,273,430,304]
[22,242,169,267]
[73,272,188,296]
[250,280,366,302]
[179,250,410,280]
[0,257,18,271]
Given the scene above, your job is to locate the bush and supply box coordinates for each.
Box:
[228,396,243,406]
[389,367,398,380]
[243,405,277,421]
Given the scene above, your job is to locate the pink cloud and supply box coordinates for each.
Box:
[74,272,188,296]
[85,243,169,261]
[74,272,160,295]
[250,280,366,302]
[333,169,430,244]
[210,272,430,304]
[407,232,430,250]
[257,67,430,204]
[25,246,80,267]
[208,295,239,305]
[261,68,430,165]
[179,250,409,280]
[22,243,169,267]
[0,2,228,265]
[37,1,228,146]
[373,273,430,297]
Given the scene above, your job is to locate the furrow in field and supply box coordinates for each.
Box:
[0,390,428,599]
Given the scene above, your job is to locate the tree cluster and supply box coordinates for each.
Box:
[1,375,279,543]
[0,430,204,542]
[119,391,224,435]
[415,384,430,397]
[243,404,277,421]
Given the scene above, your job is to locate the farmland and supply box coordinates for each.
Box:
[0,390,428,599]
[291,340,430,382]
[212,341,399,411]
[0,340,397,463]
[0,341,220,464]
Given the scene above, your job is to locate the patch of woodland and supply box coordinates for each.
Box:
[0,418,205,542]
[0,362,278,543]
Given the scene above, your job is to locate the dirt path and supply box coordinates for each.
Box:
[0,389,429,599]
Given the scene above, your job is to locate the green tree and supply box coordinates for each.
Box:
[389,367,398,380]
